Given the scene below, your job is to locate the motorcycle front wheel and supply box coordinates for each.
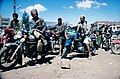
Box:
[111,43,120,55]
[0,46,19,70]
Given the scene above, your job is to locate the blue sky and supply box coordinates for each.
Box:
[0,0,120,24]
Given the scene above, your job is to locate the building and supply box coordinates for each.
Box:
[0,16,10,29]
[0,16,10,47]
[93,21,120,32]
[46,21,71,26]
[93,21,120,27]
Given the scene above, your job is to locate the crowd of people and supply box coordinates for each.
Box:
[1,9,114,60]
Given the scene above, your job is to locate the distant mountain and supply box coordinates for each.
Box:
[46,22,57,26]
[46,21,72,26]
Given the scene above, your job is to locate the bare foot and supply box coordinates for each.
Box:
[88,56,92,60]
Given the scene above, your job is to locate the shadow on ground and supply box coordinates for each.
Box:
[1,55,55,72]
[66,53,98,60]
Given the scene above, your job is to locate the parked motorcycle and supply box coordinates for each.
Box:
[74,30,91,58]
[46,29,60,53]
[0,28,44,70]
[61,27,75,58]
[111,34,120,55]
[61,26,93,59]
[75,36,90,57]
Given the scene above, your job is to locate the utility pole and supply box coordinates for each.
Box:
[13,0,16,13]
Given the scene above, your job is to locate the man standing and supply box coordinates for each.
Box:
[49,18,66,55]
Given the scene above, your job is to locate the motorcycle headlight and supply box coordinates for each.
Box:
[14,35,18,40]
[17,31,22,38]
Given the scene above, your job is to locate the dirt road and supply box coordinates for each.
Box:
[0,49,120,79]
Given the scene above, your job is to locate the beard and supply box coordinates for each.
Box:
[81,21,84,24]
[58,22,62,26]
[33,16,39,22]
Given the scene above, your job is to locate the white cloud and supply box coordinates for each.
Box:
[76,0,107,9]
[94,1,107,8]
[63,6,66,9]
[20,4,47,20]
[101,3,107,6]
[76,0,94,9]
[68,6,74,9]
[20,4,47,14]
[63,6,74,10]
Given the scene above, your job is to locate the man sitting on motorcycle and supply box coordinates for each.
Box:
[104,25,112,36]
[102,25,113,49]
[76,15,92,60]
[8,13,21,32]
[48,18,66,55]
[30,9,48,57]
[3,13,21,44]
[102,25,112,42]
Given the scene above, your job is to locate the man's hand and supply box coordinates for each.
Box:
[91,33,95,36]
[66,37,69,40]
[36,19,40,23]
[55,32,59,34]
[81,34,84,36]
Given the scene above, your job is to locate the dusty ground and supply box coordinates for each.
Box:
[0,48,120,79]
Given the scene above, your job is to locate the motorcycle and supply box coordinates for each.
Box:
[0,28,17,51]
[61,26,92,59]
[0,28,44,70]
[111,34,120,55]
[46,29,60,53]
[75,35,90,57]
[0,35,23,70]
[61,27,75,58]
[74,27,92,58]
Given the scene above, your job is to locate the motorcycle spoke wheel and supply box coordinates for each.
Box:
[0,47,18,70]
[111,43,120,55]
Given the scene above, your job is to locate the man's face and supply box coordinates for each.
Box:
[91,24,94,27]
[80,16,84,22]
[58,19,62,24]
[32,12,37,18]
[13,15,17,20]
